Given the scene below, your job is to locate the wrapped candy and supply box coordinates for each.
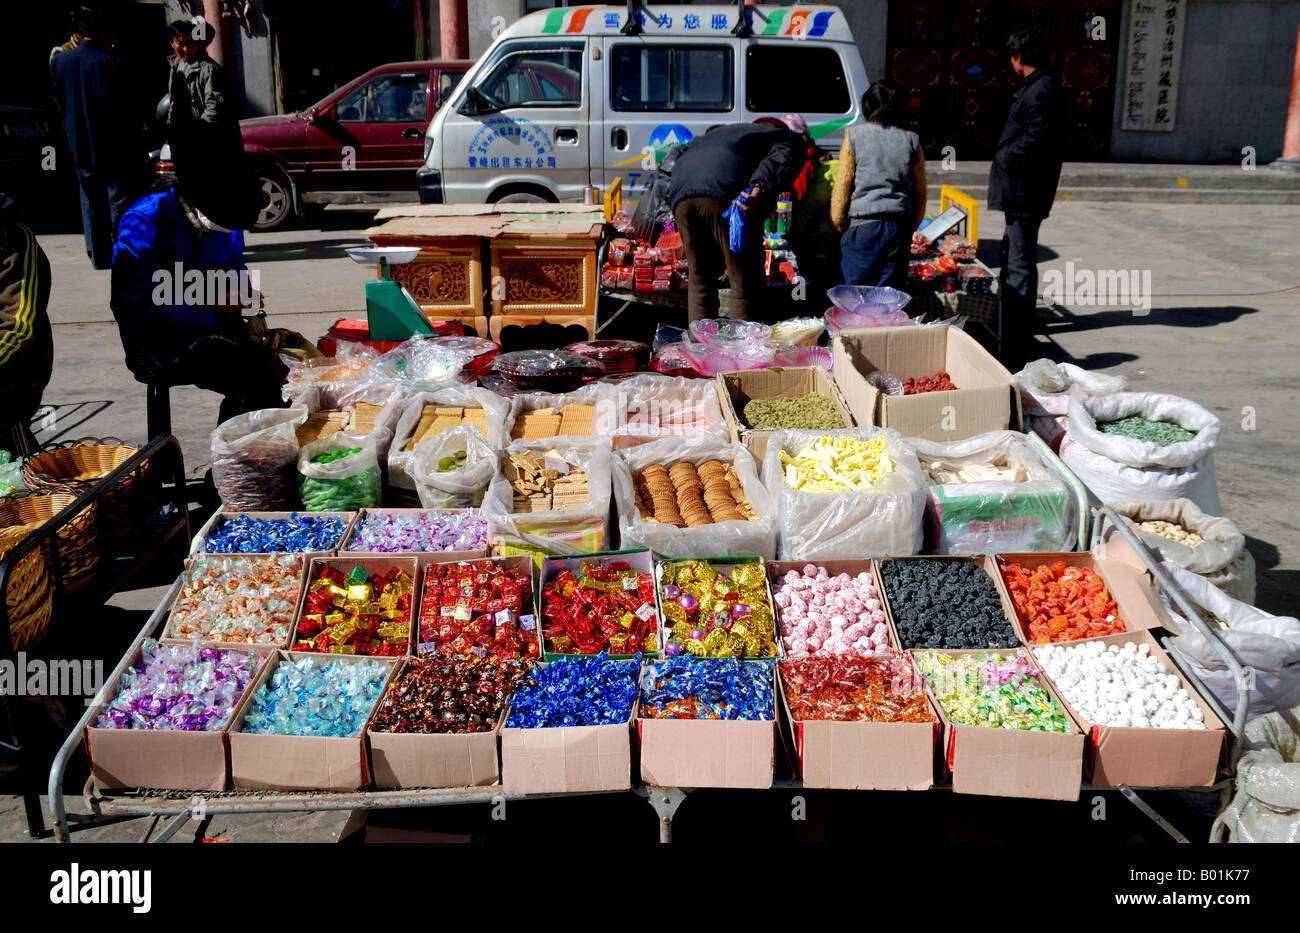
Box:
[505,654,638,728]
[203,512,348,554]
[418,559,539,661]
[781,651,934,723]
[915,650,1071,732]
[344,509,488,554]
[542,559,659,656]
[167,555,304,645]
[94,639,262,731]
[241,655,390,737]
[294,563,414,656]
[370,655,532,734]
[774,563,890,656]
[640,656,774,720]
[658,560,776,658]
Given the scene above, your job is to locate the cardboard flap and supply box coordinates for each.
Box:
[951,726,1083,801]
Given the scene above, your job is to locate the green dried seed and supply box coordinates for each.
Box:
[1097,415,1197,446]
[742,393,845,430]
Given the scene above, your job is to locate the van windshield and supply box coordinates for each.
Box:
[471,39,584,110]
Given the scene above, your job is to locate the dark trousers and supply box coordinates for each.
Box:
[999,212,1044,367]
[153,333,287,425]
[674,196,767,322]
[839,218,910,290]
[75,166,135,270]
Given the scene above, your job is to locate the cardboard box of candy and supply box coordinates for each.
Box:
[292,556,419,656]
[637,657,777,789]
[778,652,939,791]
[416,554,539,660]
[163,554,309,648]
[912,647,1084,801]
[716,366,857,464]
[874,555,1029,651]
[539,549,660,660]
[228,651,400,791]
[766,560,896,655]
[655,557,780,661]
[86,639,275,792]
[1029,628,1225,787]
[190,510,358,558]
[339,508,488,575]
[365,654,531,789]
[500,657,640,794]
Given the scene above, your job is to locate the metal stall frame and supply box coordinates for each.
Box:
[46,505,1249,843]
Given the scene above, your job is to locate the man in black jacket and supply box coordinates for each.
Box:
[668,120,807,322]
[988,28,1064,366]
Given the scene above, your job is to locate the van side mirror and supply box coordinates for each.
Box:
[458,85,499,116]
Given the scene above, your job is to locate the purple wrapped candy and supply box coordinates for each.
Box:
[662,584,680,601]
[689,628,706,642]
[665,642,684,656]
[678,593,697,613]
[344,509,488,554]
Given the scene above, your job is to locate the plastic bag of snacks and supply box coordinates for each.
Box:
[368,335,472,393]
[1099,498,1255,604]
[281,341,378,401]
[908,430,1077,554]
[211,406,309,511]
[1067,392,1220,470]
[0,450,25,499]
[387,387,510,490]
[762,427,927,560]
[409,426,498,510]
[492,349,603,393]
[298,429,388,511]
[613,436,776,559]
[483,440,612,555]
[1016,358,1128,417]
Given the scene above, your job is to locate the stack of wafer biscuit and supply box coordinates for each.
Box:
[404,404,487,450]
[632,459,758,527]
[505,451,589,513]
[296,410,350,447]
[510,403,596,440]
[346,401,384,435]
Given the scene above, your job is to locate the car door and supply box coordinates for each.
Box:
[304,69,432,193]
[439,38,588,203]
[600,37,739,209]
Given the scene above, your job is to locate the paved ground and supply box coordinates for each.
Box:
[3,199,1296,842]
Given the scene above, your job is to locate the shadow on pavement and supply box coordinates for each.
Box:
[1042,305,1260,332]
[1245,536,1300,619]
[244,237,369,263]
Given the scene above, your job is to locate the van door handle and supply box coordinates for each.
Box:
[611,127,628,150]
[554,127,579,144]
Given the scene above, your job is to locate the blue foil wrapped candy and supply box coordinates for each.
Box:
[506,653,639,728]
[640,657,775,720]
[204,512,348,554]
[241,656,390,737]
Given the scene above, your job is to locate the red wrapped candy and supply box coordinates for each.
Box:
[541,559,658,656]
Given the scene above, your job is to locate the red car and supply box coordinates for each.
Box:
[237,60,470,230]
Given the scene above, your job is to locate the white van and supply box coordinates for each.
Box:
[417,3,870,205]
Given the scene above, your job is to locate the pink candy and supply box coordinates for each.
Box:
[775,564,890,657]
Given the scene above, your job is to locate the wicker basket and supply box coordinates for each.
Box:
[0,526,54,651]
[21,438,153,542]
[0,489,99,592]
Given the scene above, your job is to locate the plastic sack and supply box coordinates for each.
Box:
[294,381,411,468]
[368,335,471,393]
[410,426,498,510]
[282,342,378,400]
[0,450,25,498]
[761,427,927,560]
[388,387,511,490]
[908,430,1077,554]
[297,429,387,511]
[1211,703,1300,843]
[1067,392,1221,470]
[1017,359,1127,417]
[1059,432,1221,514]
[211,406,308,511]
[612,436,776,558]
[1099,498,1256,604]
[1158,560,1300,722]
[724,197,749,254]
[483,440,613,556]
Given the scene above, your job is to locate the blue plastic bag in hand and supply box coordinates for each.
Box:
[724,197,750,254]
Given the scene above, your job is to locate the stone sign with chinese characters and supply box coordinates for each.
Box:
[1122,0,1185,131]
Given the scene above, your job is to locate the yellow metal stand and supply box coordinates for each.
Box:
[939,184,979,243]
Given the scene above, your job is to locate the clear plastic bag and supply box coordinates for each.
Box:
[761,427,927,560]
[410,426,498,509]
[907,430,1076,554]
[1017,359,1128,417]
[297,429,388,511]
[1067,391,1221,470]
[282,342,378,401]
[612,436,776,558]
[482,440,613,555]
[1211,703,1300,843]
[294,381,411,467]
[768,316,825,348]
[387,387,511,490]
[492,349,603,393]
[369,335,472,393]
[867,370,905,396]
[0,450,25,498]
[211,406,308,511]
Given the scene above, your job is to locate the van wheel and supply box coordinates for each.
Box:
[253,171,293,231]
[494,192,550,204]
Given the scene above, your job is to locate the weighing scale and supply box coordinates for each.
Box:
[345,246,435,341]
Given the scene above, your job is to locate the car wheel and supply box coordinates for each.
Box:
[253,172,292,231]
[494,191,550,204]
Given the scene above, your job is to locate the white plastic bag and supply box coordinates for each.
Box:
[211,406,308,511]
[1162,561,1300,720]
[367,335,473,393]
[483,440,613,555]
[387,387,510,490]
[295,381,411,467]
[1059,432,1221,514]
[297,429,388,511]
[762,427,927,560]
[1100,499,1256,603]
[613,436,776,558]
[908,430,1077,554]
[1017,359,1127,417]
[410,426,498,509]
[1067,392,1220,469]
[1211,704,1300,843]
